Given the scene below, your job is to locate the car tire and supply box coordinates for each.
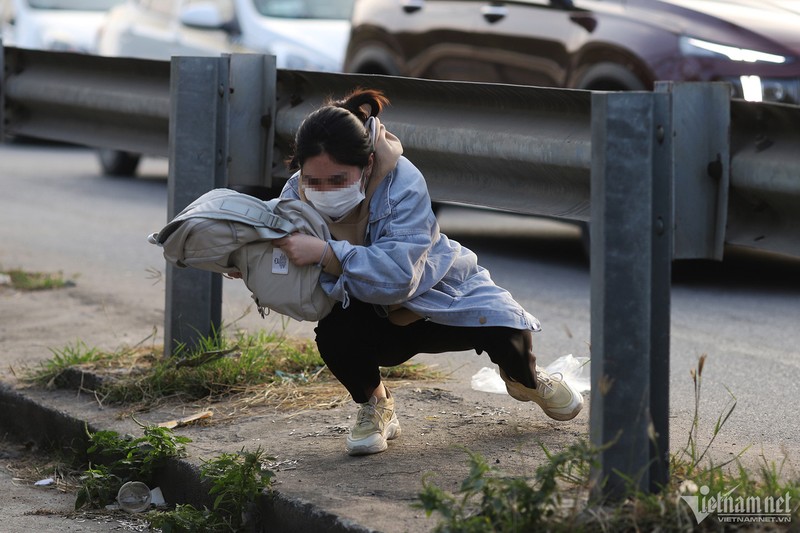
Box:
[345,44,402,76]
[97,149,141,177]
[574,62,646,91]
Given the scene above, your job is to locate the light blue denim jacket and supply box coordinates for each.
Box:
[281,156,540,331]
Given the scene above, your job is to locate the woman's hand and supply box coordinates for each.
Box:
[272,233,327,266]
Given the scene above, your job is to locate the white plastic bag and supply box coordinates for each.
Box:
[470,366,507,394]
[470,354,591,395]
[544,354,590,393]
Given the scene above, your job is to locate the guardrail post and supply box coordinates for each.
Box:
[165,56,231,356]
[590,90,673,498]
[656,82,729,260]
[227,54,277,197]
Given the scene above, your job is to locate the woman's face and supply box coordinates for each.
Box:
[301,152,363,192]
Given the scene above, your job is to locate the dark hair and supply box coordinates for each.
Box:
[288,88,389,170]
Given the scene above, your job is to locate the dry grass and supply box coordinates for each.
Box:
[21,333,443,422]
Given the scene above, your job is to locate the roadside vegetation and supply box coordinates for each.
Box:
[147,446,275,532]
[21,328,438,413]
[6,419,275,532]
[0,267,74,291]
[19,334,799,531]
[72,422,273,532]
[75,421,191,511]
[18,328,435,531]
[417,355,800,531]
[418,440,800,531]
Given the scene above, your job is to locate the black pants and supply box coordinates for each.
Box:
[314,299,538,403]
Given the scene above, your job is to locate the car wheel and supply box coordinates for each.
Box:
[574,62,646,91]
[97,149,141,177]
[345,44,402,76]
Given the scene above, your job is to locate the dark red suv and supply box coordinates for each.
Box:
[345,0,800,103]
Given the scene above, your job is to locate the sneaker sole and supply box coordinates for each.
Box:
[346,418,401,456]
[505,379,584,421]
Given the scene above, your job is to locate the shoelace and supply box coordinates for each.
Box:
[355,402,379,428]
[536,371,564,394]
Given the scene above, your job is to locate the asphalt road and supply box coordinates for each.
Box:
[2,141,799,471]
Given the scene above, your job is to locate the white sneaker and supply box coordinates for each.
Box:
[500,368,583,421]
[346,388,401,456]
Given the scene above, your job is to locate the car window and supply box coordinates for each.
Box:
[251,0,354,20]
[28,0,124,9]
[184,0,234,20]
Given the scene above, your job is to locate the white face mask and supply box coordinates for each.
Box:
[304,173,365,219]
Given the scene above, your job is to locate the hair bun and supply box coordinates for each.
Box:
[329,88,390,121]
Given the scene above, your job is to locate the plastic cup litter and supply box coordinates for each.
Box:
[117,481,152,513]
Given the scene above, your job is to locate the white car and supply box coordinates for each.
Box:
[94,0,354,175]
[97,0,353,71]
[1,0,125,52]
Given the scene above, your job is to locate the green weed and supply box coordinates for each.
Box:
[73,423,275,531]
[2,268,72,290]
[675,354,744,478]
[29,341,107,386]
[418,440,597,532]
[147,447,275,532]
[75,420,190,510]
[417,355,800,531]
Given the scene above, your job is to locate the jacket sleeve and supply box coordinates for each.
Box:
[324,166,456,306]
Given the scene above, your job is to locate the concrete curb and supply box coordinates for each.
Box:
[0,383,374,532]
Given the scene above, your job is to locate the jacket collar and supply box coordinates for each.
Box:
[328,118,403,244]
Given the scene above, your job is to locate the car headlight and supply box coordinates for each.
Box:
[726,75,800,104]
[679,36,788,64]
[680,36,798,103]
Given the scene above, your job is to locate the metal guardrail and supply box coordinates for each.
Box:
[728,101,800,257]
[2,47,170,157]
[5,47,798,258]
[272,71,594,221]
[3,45,800,501]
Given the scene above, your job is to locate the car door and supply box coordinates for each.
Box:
[114,0,233,58]
[174,0,242,56]
[463,0,582,87]
[387,0,488,80]
[235,0,353,71]
[392,0,580,86]
[115,0,183,59]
